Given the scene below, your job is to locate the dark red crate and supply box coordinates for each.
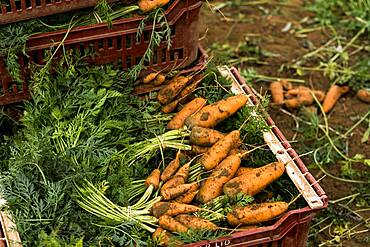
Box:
[183,67,328,247]
[0,0,119,25]
[0,0,203,106]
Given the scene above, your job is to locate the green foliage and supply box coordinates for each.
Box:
[307,0,370,32]
[0,52,168,245]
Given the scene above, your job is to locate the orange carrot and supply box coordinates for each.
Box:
[144,169,161,190]
[161,176,185,191]
[175,162,191,180]
[223,162,285,197]
[197,154,241,203]
[178,78,202,98]
[167,98,207,130]
[185,95,249,129]
[152,202,201,218]
[284,98,300,109]
[191,145,210,154]
[235,167,254,177]
[280,80,293,90]
[227,202,288,226]
[175,214,217,230]
[143,72,160,84]
[161,151,182,182]
[270,81,284,104]
[174,189,199,204]
[153,73,166,86]
[138,0,171,13]
[190,127,225,147]
[322,85,349,113]
[161,99,180,114]
[158,76,191,105]
[200,130,240,170]
[357,88,370,104]
[152,227,172,246]
[161,182,198,200]
[159,215,188,233]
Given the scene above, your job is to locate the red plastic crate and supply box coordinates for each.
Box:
[0,0,203,105]
[0,0,119,25]
[183,67,328,247]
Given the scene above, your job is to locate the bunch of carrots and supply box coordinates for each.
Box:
[132,93,290,246]
[269,80,354,113]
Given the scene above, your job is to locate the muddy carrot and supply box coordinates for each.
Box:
[197,154,241,203]
[143,72,160,84]
[227,202,288,226]
[167,98,207,130]
[280,80,293,90]
[162,176,185,191]
[270,81,284,104]
[223,162,285,198]
[158,76,192,105]
[161,151,182,182]
[357,88,370,104]
[161,182,198,200]
[174,189,199,204]
[190,127,225,147]
[192,145,210,154]
[159,215,188,233]
[175,162,191,180]
[185,95,249,129]
[200,130,240,170]
[162,99,180,113]
[322,85,349,113]
[152,227,172,246]
[175,214,217,230]
[152,202,201,218]
[145,169,161,189]
[153,73,166,86]
[178,77,202,98]
[236,167,254,177]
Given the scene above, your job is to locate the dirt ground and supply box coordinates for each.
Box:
[199,1,369,246]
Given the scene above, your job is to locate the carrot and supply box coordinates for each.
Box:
[357,88,370,104]
[161,175,185,191]
[152,227,172,246]
[284,98,300,109]
[152,202,201,218]
[161,182,198,200]
[143,72,160,84]
[200,130,240,170]
[228,148,241,155]
[175,214,217,230]
[190,127,225,147]
[322,85,349,113]
[313,90,326,102]
[161,151,182,182]
[138,0,171,13]
[158,76,192,105]
[270,81,284,104]
[174,189,199,204]
[145,169,161,190]
[153,73,166,86]
[159,215,188,233]
[197,154,241,203]
[161,99,180,113]
[185,95,249,129]
[280,80,293,90]
[192,145,210,154]
[175,162,190,180]
[235,167,254,177]
[167,98,207,130]
[227,202,288,226]
[178,77,202,98]
[223,162,285,198]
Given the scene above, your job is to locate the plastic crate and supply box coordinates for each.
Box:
[183,66,328,247]
[0,0,203,106]
[0,212,21,247]
[0,0,119,25]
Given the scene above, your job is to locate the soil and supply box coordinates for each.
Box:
[199,1,370,246]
